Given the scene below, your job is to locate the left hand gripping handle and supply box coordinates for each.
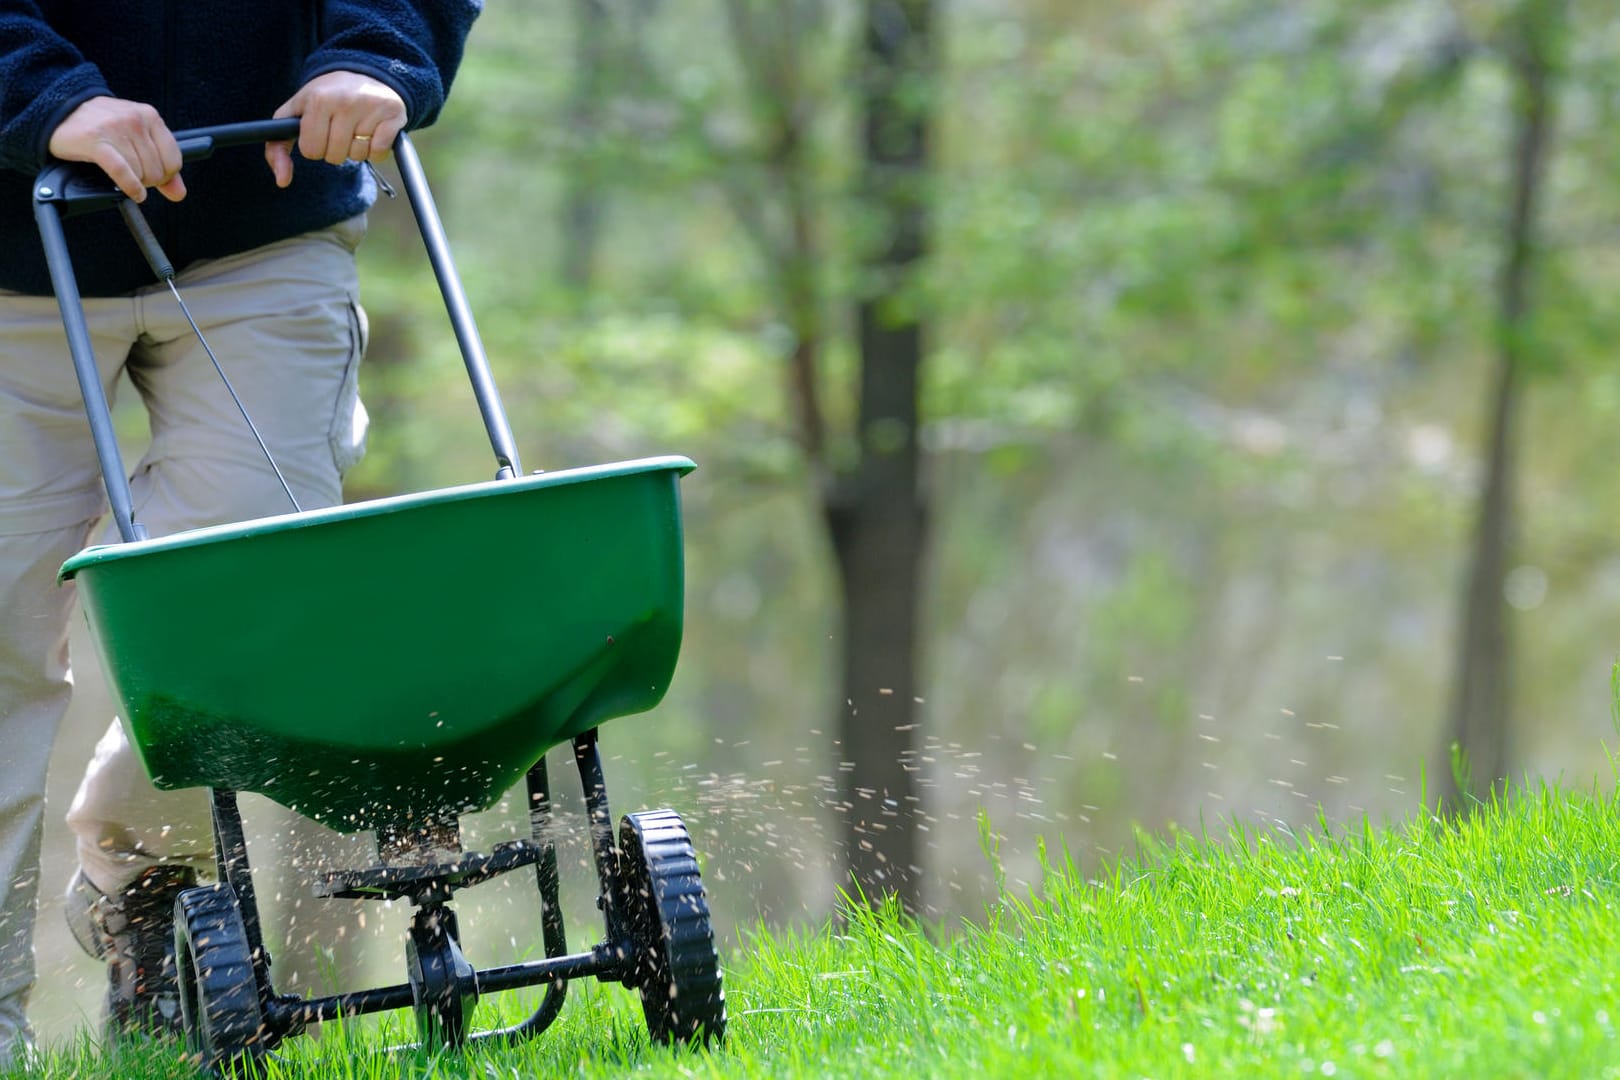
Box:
[33,117,304,216]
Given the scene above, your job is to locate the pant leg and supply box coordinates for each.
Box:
[0,289,138,1040]
[66,217,371,894]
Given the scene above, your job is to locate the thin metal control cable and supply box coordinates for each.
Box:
[165,279,302,513]
[118,198,302,513]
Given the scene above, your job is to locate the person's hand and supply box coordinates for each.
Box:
[266,71,407,188]
[47,96,186,203]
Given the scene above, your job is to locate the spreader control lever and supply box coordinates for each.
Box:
[116,200,174,281]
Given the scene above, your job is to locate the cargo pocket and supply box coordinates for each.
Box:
[328,301,370,477]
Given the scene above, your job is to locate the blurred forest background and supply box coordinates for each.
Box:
[29,0,1620,1040]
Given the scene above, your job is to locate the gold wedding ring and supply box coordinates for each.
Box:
[352,134,372,142]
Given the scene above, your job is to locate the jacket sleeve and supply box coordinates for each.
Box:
[0,1,112,173]
[302,0,483,130]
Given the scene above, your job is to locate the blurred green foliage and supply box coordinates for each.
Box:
[337,0,1620,919]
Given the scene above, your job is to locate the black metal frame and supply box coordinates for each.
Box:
[202,729,630,1047]
[31,124,674,1051]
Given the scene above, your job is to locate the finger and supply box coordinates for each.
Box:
[268,90,305,188]
[299,101,334,166]
[133,102,181,164]
[341,98,399,162]
[326,110,360,165]
[265,141,295,188]
[368,115,406,160]
[129,135,167,193]
[155,174,187,202]
[271,90,303,122]
[124,104,169,184]
[91,144,144,202]
[155,125,183,186]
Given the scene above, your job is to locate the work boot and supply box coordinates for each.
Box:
[64,865,197,1039]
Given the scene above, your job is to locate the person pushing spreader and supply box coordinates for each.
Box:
[32,122,725,1069]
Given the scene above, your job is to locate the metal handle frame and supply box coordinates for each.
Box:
[32,119,522,544]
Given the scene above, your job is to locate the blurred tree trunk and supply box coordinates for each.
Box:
[560,0,610,289]
[707,0,936,911]
[827,0,935,914]
[1438,0,1562,812]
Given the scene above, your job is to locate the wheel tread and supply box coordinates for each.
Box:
[619,809,726,1047]
[175,884,270,1071]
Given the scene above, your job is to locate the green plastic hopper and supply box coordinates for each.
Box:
[59,456,694,832]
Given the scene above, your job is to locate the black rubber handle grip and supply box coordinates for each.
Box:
[174,118,303,162]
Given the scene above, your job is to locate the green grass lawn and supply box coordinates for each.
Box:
[13,784,1620,1078]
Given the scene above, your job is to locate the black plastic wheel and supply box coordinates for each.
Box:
[618,809,725,1046]
[174,885,268,1073]
[405,904,478,1048]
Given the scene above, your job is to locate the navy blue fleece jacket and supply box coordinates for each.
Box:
[0,1,481,296]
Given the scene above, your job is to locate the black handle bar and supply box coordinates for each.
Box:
[34,118,308,217]
[174,117,303,161]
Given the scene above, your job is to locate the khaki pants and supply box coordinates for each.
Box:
[0,217,369,1026]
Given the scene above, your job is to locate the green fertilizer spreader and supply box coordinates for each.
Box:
[35,119,723,1071]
